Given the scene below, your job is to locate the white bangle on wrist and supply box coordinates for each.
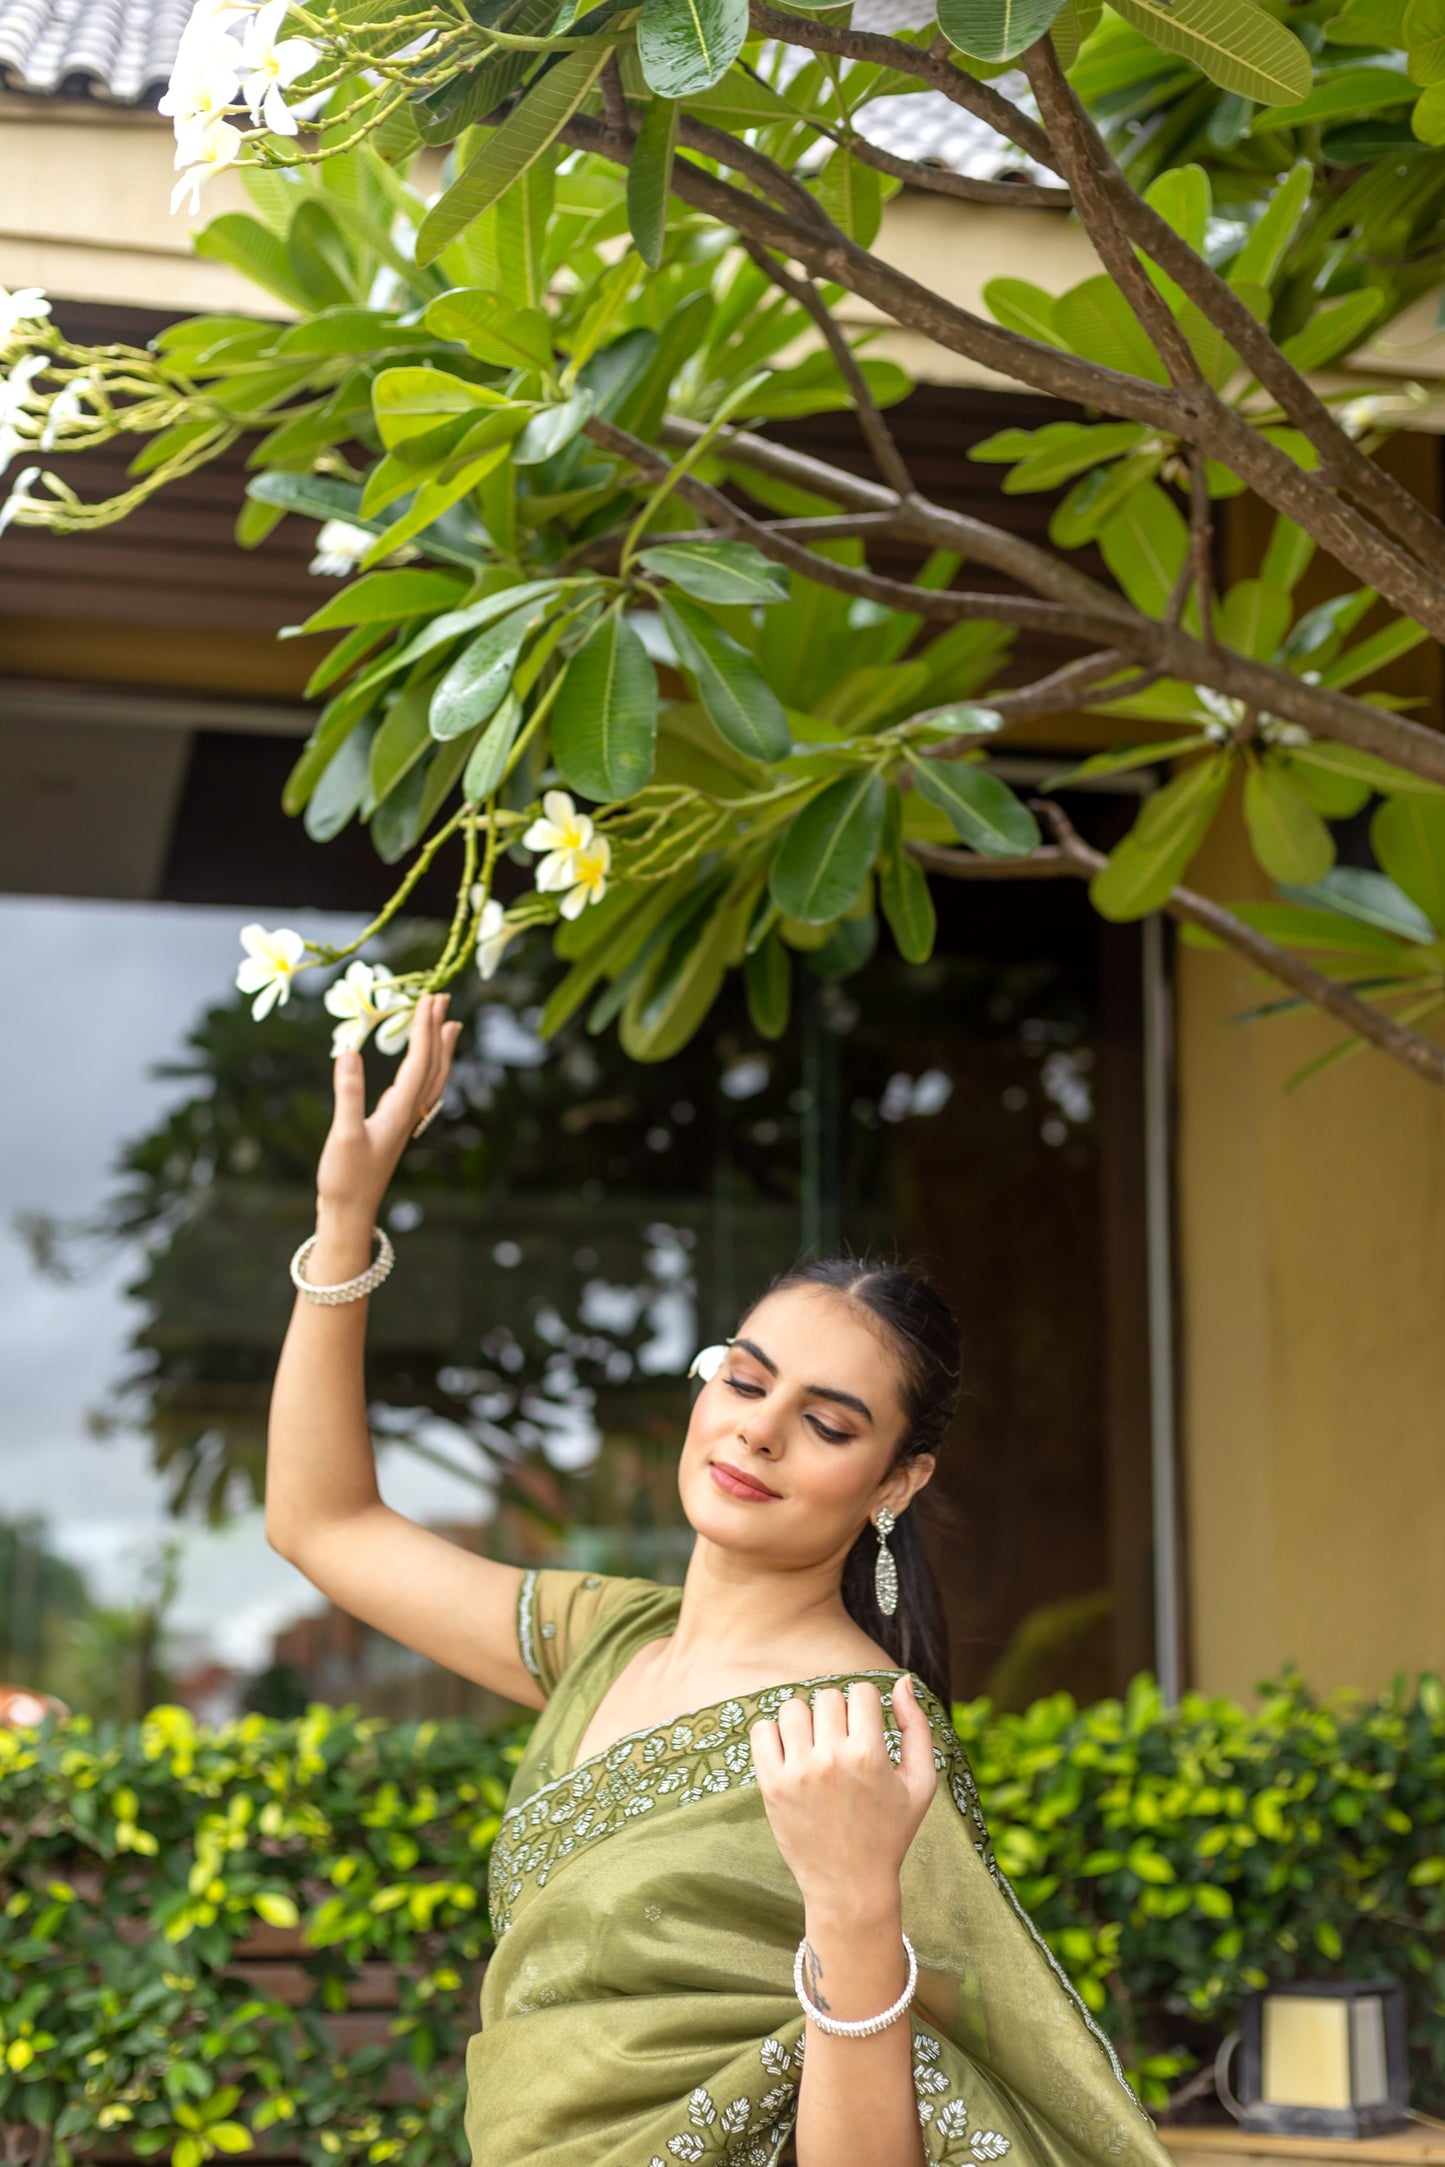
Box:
[793,1932,917,2038]
[290,1226,395,1305]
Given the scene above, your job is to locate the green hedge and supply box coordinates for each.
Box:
[0,1675,1440,2165]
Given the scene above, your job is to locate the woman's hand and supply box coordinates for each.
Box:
[315,992,462,1227]
[749,1675,937,1914]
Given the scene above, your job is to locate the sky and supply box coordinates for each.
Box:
[0,895,491,1674]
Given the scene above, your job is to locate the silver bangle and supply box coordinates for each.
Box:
[793,1932,917,2038]
[290,1226,395,1305]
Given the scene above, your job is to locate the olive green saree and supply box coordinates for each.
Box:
[465,1570,1176,2167]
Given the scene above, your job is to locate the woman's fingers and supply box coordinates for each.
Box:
[894,1674,938,1807]
[749,1717,784,1785]
[332,1047,367,1138]
[811,1687,849,1751]
[845,1679,886,1752]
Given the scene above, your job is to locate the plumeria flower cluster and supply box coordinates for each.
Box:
[522,791,611,921]
[160,0,320,215]
[235,928,421,1056]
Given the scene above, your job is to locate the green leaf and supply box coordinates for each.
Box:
[1279,289,1385,369]
[1244,756,1336,884]
[1216,579,1292,660]
[295,569,468,635]
[1144,163,1211,249]
[1108,0,1312,105]
[412,0,560,142]
[305,716,376,842]
[627,95,679,268]
[1046,734,1216,787]
[1231,163,1313,287]
[1099,482,1190,618]
[638,0,748,95]
[1320,616,1430,689]
[880,793,937,962]
[1285,865,1436,940]
[514,390,596,465]
[1000,422,1149,494]
[745,930,792,1038]
[192,214,313,310]
[1406,0,1445,79]
[430,601,549,740]
[938,0,1068,64]
[417,44,612,266]
[1286,739,1443,799]
[370,682,435,803]
[1051,0,1102,68]
[981,278,1066,347]
[462,693,524,801]
[813,147,884,247]
[661,592,792,762]
[1225,900,1417,957]
[1410,76,1445,132]
[906,755,1041,857]
[1371,796,1445,929]
[1050,453,1164,548]
[683,71,797,124]
[1054,275,1170,382]
[769,770,887,922]
[620,876,752,1058]
[551,614,659,801]
[639,539,790,605]
[421,291,554,372]
[253,1891,299,1930]
[1253,64,1412,130]
[1090,755,1232,918]
[1260,514,1316,592]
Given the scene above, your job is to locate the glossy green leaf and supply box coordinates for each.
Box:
[639,540,790,605]
[1319,616,1431,689]
[1098,482,1190,618]
[814,148,884,247]
[1054,276,1170,382]
[1371,796,1445,929]
[192,214,313,311]
[411,0,559,145]
[1253,65,1412,130]
[1406,0,1445,79]
[1051,453,1164,548]
[1260,515,1316,593]
[938,0,1068,64]
[770,769,887,922]
[1090,755,1231,918]
[745,930,792,1038]
[429,601,550,740]
[304,716,377,843]
[1216,579,1292,660]
[879,793,937,962]
[1109,0,1312,105]
[1004,423,1150,494]
[981,278,1066,347]
[1244,757,1336,884]
[370,682,435,803]
[661,592,792,762]
[1050,0,1102,68]
[296,570,469,635]
[1144,163,1211,249]
[620,877,753,1059]
[1278,289,1385,369]
[637,0,748,96]
[1231,164,1314,287]
[462,693,524,802]
[906,755,1041,857]
[551,614,659,801]
[422,291,554,373]
[514,390,596,465]
[417,44,612,266]
[1284,865,1436,940]
[627,95,679,268]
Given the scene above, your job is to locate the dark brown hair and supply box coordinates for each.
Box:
[750,1254,959,1704]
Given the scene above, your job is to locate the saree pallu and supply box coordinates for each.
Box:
[465,1571,1177,2167]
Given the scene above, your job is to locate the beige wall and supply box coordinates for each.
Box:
[1177,467,1445,1702]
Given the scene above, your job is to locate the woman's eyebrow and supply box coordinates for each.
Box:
[732,1338,873,1424]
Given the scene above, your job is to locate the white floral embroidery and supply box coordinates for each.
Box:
[651,2038,802,2161]
[668,2137,705,2162]
[973,2133,1010,2160]
[689,2089,717,2127]
[910,2034,1014,2167]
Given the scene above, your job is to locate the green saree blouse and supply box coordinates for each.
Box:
[464,1570,1178,2167]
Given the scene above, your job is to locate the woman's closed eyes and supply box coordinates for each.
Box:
[725,1373,853,1447]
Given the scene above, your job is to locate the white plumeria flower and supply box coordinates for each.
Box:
[323,959,402,1055]
[688,1341,732,1382]
[555,833,610,920]
[523,789,594,887]
[1193,684,1247,742]
[238,0,320,134]
[374,990,419,1057]
[171,119,243,216]
[0,465,41,536]
[39,377,92,453]
[0,352,46,427]
[0,286,51,353]
[161,33,240,140]
[309,519,373,576]
[472,896,518,981]
[236,922,306,1018]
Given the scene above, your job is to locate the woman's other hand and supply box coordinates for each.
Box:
[749,1674,937,1913]
[316,991,462,1226]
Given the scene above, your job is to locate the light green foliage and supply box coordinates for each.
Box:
[2,1676,1441,2150]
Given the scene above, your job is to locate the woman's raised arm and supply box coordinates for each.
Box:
[265,992,544,1710]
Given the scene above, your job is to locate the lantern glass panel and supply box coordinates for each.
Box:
[1261,1998,1352,2108]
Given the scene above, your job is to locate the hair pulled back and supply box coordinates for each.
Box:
[754,1255,960,1705]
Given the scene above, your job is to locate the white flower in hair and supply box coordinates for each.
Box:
[687,1341,731,1381]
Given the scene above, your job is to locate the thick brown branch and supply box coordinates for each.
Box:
[820,128,1070,211]
[676,114,831,233]
[739,238,916,499]
[957,650,1131,725]
[1022,37,1202,394]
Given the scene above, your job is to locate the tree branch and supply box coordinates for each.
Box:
[811,124,1071,211]
[918,815,1445,1084]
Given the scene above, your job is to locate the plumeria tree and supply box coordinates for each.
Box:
[5,0,1445,1085]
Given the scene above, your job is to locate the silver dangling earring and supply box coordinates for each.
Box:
[873,1507,899,1617]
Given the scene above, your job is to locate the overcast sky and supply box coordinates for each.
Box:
[0,895,488,1673]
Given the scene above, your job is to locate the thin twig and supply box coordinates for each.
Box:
[1190,448,1216,655]
[739,238,916,499]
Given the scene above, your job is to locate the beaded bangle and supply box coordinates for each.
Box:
[793,1932,917,2038]
[290,1226,395,1306]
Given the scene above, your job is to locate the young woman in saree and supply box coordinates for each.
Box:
[266,995,1179,2167]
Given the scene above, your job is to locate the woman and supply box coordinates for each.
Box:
[267,995,1176,2167]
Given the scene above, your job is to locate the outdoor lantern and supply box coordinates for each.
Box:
[1217,1979,1410,2139]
